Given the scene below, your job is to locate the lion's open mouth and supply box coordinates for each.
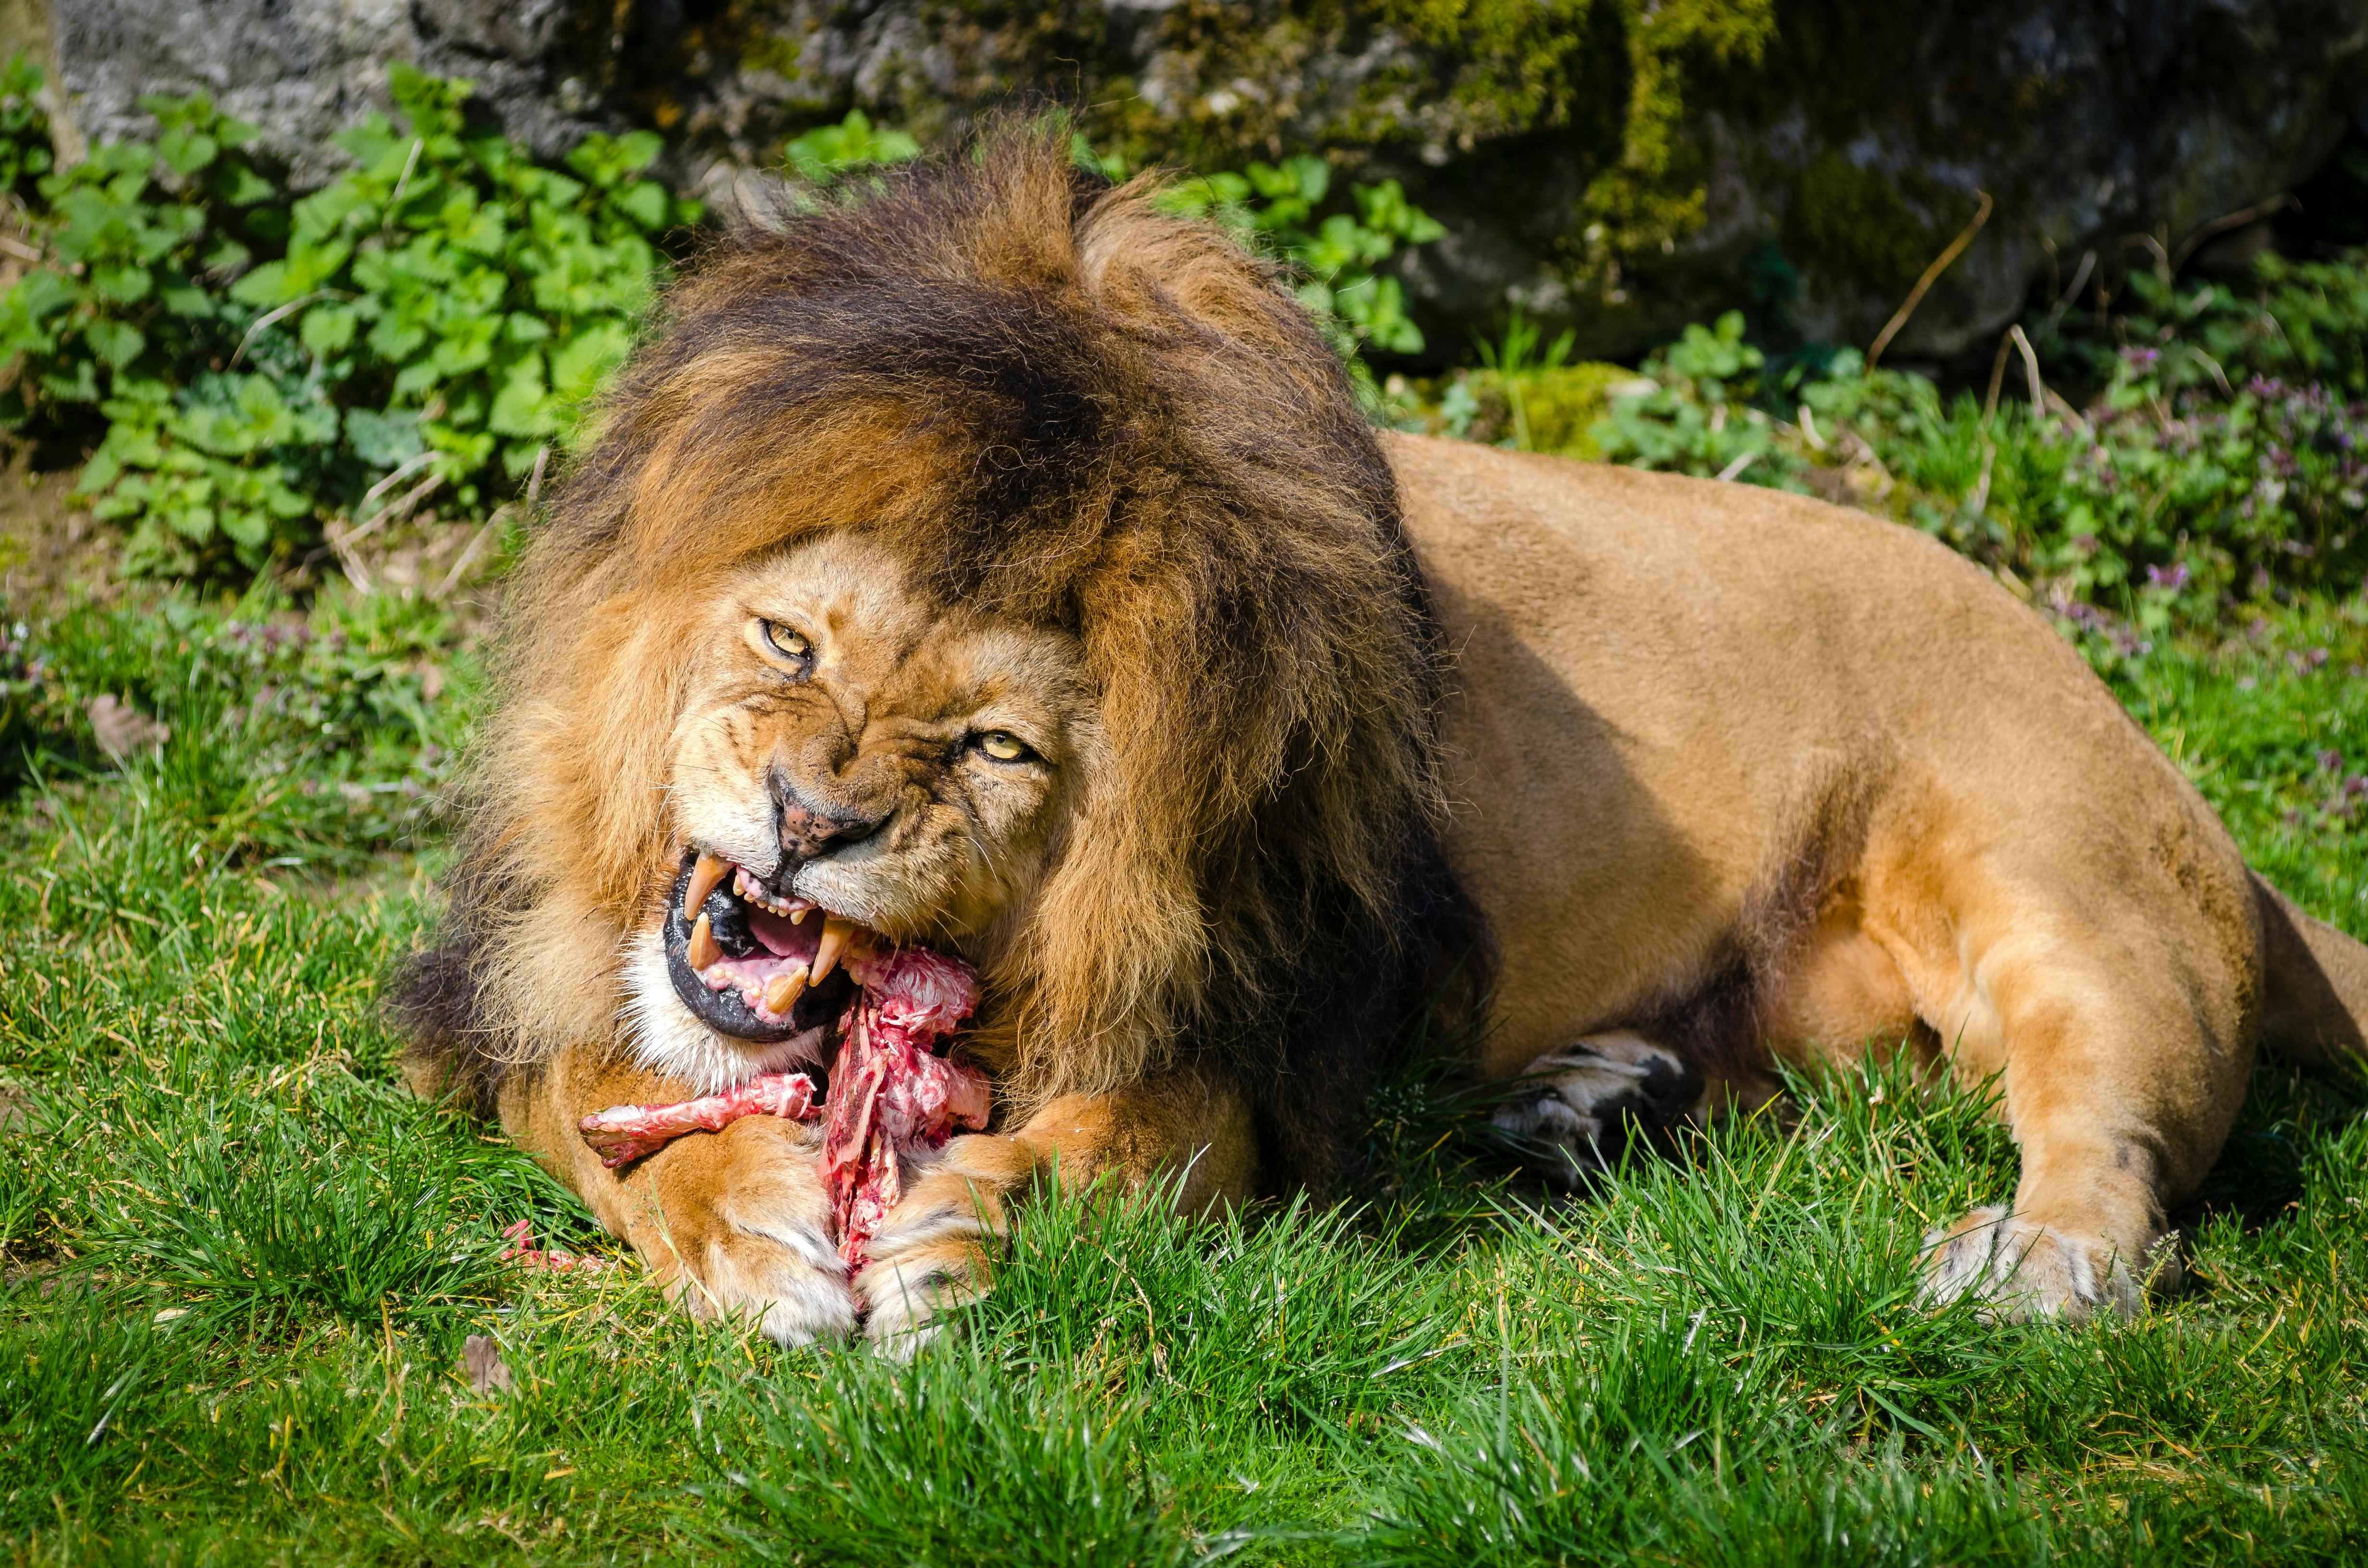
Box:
[662,849,863,1043]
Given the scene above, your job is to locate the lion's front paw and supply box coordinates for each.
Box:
[853,1133,1022,1354]
[642,1115,857,1346]
[1492,1032,1700,1190]
[1919,1205,2175,1321]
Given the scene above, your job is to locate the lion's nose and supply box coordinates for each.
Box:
[774,784,885,862]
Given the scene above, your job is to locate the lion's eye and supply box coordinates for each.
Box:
[975,731,1030,763]
[763,621,814,663]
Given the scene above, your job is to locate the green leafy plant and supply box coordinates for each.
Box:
[0,60,696,576]
[782,122,1451,389]
[1591,309,1793,485]
[783,109,921,186]
[1159,154,1446,367]
[0,53,51,201]
[1556,262,2368,635]
[2036,253,2368,403]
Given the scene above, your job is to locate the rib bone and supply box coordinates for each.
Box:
[578,1071,819,1167]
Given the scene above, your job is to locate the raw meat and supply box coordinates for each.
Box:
[578,1070,820,1166]
[576,942,988,1268]
[822,945,990,1266]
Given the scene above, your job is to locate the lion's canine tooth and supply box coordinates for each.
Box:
[764,967,807,1014]
[686,852,730,917]
[687,912,721,971]
[811,915,854,983]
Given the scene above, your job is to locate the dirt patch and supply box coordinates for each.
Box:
[0,444,118,621]
[0,439,511,637]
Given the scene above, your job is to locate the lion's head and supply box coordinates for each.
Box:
[400,130,1475,1188]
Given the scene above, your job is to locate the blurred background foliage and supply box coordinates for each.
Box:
[0,44,2357,770]
[0,51,2363,641]
[0,61,689,577]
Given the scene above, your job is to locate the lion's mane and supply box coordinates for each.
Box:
[398,130,1478,1188]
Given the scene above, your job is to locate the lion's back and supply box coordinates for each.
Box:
[1386,432,2253,1072]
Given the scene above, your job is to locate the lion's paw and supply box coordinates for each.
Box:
[1492,1032,1699,1190]
[648,1117,857,1347]
[1919,1205,2175,1321]
[853,1137,1014,1355]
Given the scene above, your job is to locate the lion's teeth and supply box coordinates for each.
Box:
[764,967,807,1014]
[687,912,721,970]
[811,915,854,983]
[686,852,731,918]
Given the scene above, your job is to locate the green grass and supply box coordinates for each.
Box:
[2,585,2366,1564]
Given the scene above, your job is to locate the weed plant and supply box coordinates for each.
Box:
[0,63,693,577]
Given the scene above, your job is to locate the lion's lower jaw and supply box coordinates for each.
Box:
[620,930,828,1094]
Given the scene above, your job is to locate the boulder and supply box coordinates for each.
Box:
[9,0,2368,365]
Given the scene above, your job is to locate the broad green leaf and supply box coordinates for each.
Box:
[90,263,154,304]
[218,497,271,546]
[86,318,145,368]
[550,320,629,404]
[345,406,424,467]
[487,352,553,437]
[301,303,359,355]
[227,259,291,307]
[611,180,666,230]
[157,127,219,176]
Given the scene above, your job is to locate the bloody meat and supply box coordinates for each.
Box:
[577,942,988,1268]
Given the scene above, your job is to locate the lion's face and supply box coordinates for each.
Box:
[624,530,1096,1079]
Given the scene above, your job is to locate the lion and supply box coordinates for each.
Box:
[397,131,2368,1347]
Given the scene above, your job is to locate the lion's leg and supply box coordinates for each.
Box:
[1489,1031,1703,1189]
[856,1065,1256,1349]
[1902,877,2256,1320]
[500,1042,856,1345]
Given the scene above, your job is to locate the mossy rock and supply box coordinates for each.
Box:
[37,0,2367,367]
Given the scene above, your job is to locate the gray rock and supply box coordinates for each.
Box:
[24,0,621,184]
[9,0,2368,364]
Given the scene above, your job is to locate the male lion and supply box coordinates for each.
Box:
[399,133,2368,1346]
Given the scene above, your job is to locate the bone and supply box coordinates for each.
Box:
[687,911,721,971]
[811,914,855,983]
[764,967,808,1015]
[579,1071,819,1167]
[685,852,731,917]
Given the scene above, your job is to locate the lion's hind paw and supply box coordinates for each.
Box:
[1492,1032,1700,1190]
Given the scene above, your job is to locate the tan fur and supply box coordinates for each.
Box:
[406,134,2368,1343]
[1406,438,2365,1315]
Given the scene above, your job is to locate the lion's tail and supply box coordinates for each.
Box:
[2254,873,2368,1069]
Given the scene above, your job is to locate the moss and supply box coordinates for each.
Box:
[729,1,1770,266]
[718,0,2017,336]
[1786,150,1950,296]
[1459,363,1640,457]
[1078,0,1775,274]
